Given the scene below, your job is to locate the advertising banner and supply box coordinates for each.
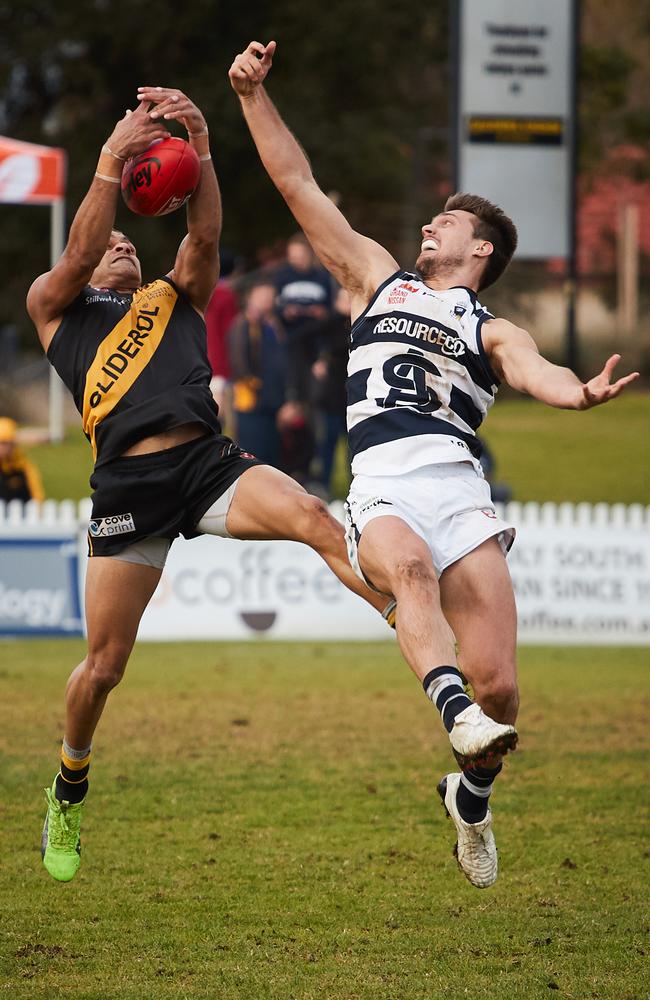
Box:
[2,500,648,644]
[0,536,82,636]
[509,515,650,644]
[137,536,389,641]
[135,513,650,645]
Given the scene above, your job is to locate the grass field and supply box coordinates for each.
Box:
[482,393,650,504]
[22,392,650,505]
[1,640,648,999]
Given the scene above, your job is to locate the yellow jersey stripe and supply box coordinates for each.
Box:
[82,280,178,459]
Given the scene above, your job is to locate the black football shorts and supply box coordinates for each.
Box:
[87,433,262,557]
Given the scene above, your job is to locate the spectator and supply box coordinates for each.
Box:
[0,417,45,503]
[310,287,351,498]
[228,283,287,467]
[274,234,332,385]
[276,399,315,487]
[205,249,239,429]
[273,233,333,482]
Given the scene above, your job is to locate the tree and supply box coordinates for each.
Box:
[0,0,449,346]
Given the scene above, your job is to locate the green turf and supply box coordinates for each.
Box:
[0,640,648,999]
[481,393,650,504]
[24,392,649,505]
[23,428,93,503]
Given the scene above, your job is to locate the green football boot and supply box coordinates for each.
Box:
[41,781,84,882]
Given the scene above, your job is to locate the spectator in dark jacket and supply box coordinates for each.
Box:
[274,233,332,400]
[228,283,287,467]
[310,287,351,497]
[273,233,332,482]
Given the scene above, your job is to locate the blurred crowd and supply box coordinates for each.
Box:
[208,233,350,500]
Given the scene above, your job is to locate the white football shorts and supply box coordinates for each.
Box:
[344,462,515,588]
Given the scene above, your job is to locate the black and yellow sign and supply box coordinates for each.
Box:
[466,115,564,146]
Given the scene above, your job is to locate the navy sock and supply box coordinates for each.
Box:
[422,666,473,733]
[456,763,502,823]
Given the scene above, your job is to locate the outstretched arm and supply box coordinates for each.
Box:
[27,103,169,349]
[137,87,221,313]
[484,318,640,409]
[229,41,397,314]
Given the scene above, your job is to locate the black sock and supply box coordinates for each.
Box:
[56,764,89,804]
[56,741,91,804]
[422,666,473,733]
[456,763,502,823]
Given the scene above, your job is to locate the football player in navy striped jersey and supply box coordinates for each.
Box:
[230,40,640,888]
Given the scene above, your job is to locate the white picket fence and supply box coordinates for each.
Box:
[1,497,649,530]
[1,499,649,643]
[0,498,85,529]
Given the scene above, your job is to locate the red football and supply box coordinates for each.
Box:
[121,137,200,216]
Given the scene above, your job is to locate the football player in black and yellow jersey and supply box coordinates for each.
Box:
[28,87,392,883]
[230,41,640,888]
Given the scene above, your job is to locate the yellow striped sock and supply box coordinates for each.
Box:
[61,747,91,771]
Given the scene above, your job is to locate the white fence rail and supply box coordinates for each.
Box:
[1,499,649,644]
[0,498,91,529]
[2,497,649,530]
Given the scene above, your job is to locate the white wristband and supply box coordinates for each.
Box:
[199,153,212,161]
[95,171,121,184]
[188,128,209,137]
[102,144,125,161]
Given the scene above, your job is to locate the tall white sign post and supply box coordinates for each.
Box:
[453,0,579,364]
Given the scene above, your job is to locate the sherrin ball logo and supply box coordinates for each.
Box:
[121,137,200,216]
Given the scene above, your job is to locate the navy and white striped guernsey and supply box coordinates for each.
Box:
[347,270,500,477]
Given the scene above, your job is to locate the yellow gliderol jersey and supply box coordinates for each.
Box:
[47,277,221,467]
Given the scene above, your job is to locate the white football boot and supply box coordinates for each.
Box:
[449,703,517,770]
[437,772,497,888]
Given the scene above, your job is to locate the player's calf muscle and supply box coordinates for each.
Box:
[466,669,519,724]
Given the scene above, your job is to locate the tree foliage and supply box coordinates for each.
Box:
[1,0,648,347]
[0,0,449,345]
[579,0,650,172]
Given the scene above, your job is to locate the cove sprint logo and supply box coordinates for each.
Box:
[89,513,136,537]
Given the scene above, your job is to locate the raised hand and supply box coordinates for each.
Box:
[229,40,277,98]
[580,354,640,409]
[106,102,171,160]
[136,87,207,136]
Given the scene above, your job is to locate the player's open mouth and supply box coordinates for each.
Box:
[421,239,439,252]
